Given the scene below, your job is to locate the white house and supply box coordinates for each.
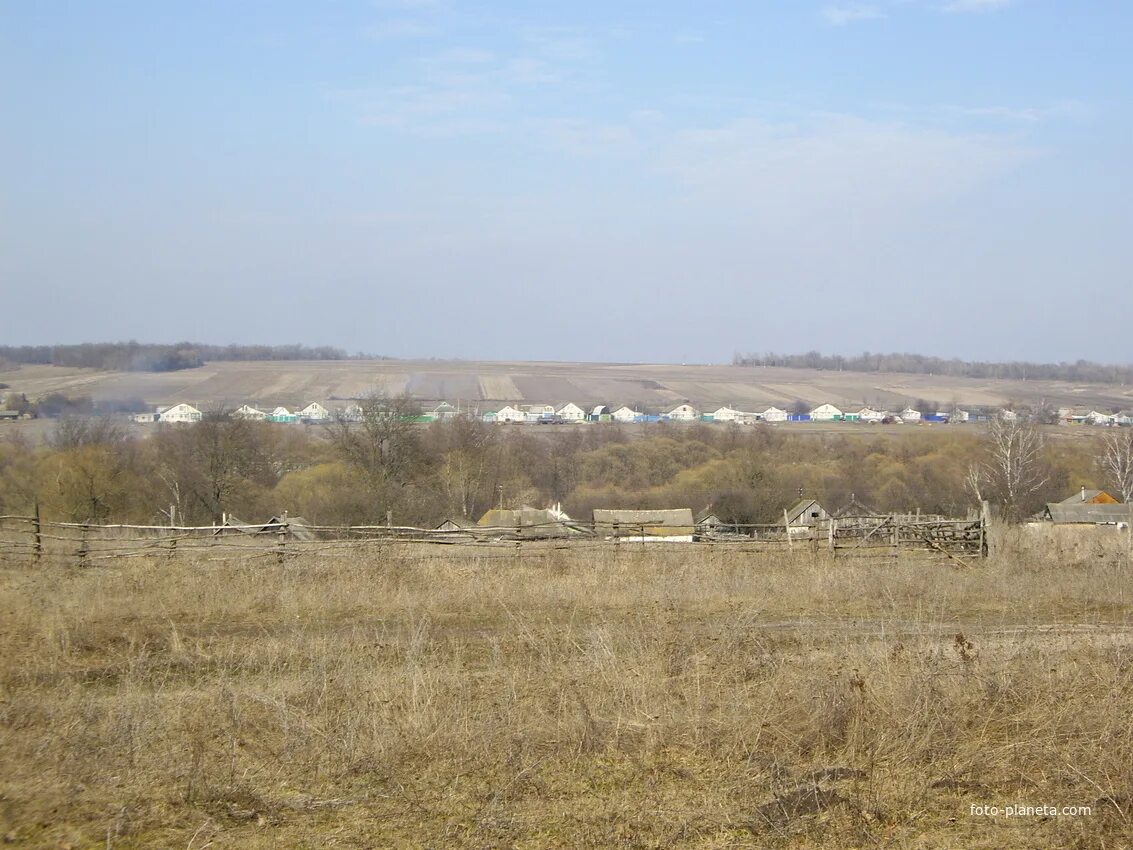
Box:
[298,402,330,421]
[856,407,885,423]
[523,403,555,422]
[611,406,641,423]
[999,409,1020,422]
[1115,412,1133,426]
[272,406,292,417]
[1087,410,1118,426]
[232,404,268,421]
[712,406,760,424]
[556,402,585,421]
[132,412,158,424]
[948,409,970,423]
[158,403,202,424]
[430,401,458,421]
[762,406,788,422]
[666,403,700,421]
[810,404,844,421]
[900,407,922,423]
[496,405,526,423]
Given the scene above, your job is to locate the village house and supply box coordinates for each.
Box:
[556,402,586,421]
[810,403,844,422]
[158,403,202,424]
[298,402,330,421]
[232,404,268,420]
[666,403,700,421]
[427,401,458,421]
[762,406,788,422]
[593,508,696,542]
[710,406,760,424]
[495,405,526,423]
[1086,410,1118,426]
[270,407,298,424]
[1039,502,1130,525]
[611,405,641,423]
[900,407,922,423]
[1060,488,1119,505]
[855,407,885,423]
[476,506,585,538]
[523,404,555,422]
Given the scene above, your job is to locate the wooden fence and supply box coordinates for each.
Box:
[0,509,989,566]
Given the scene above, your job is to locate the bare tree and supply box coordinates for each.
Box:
[979,414,1049,521]
[152,414,276,524]
[325,393,426,519]
[1099,428,1133,504]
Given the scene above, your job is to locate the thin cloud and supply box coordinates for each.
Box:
[939,0,1016,12]
[660,114,1033,214]
[820,4,886,26]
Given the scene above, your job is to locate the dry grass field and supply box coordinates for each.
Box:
[3,359,1132,413]
[2,536,1132,848]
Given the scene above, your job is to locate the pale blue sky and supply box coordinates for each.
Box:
[2,1,1130,363]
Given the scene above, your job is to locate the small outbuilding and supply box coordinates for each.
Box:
[784,498,829,531]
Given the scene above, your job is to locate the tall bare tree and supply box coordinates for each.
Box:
[325,393,425,520]
[971,414,1050,522]
[1099,428,1133,504]
[152,413,276,524]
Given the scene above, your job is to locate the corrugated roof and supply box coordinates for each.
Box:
[1043,503,1131,524]
[1057,489,1119,505]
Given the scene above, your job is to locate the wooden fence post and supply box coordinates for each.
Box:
[277,520,287,565]
[890,516,899,560]
[33,499,42,563]
[78,522,90,568]
[980,501,991,557]
[828,518,836,556]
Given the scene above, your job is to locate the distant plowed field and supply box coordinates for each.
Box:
[2,359,1131,413]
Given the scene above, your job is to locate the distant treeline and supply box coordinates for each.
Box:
[0,343,377,373]
[733,351,1133,385]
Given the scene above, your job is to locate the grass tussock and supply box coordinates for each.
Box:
[1,539,1132,848]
